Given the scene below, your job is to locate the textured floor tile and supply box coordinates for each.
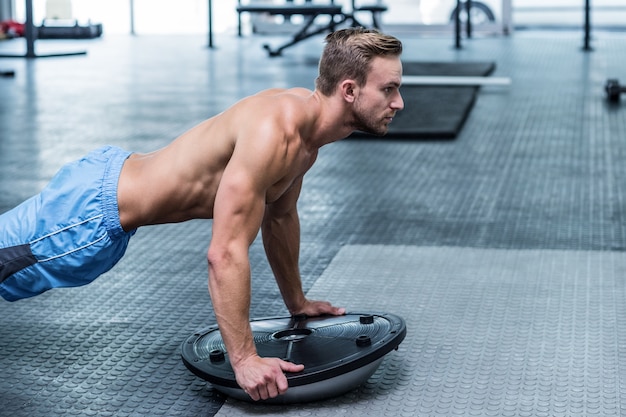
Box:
[216,245,626,416]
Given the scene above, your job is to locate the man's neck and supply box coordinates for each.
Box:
[302,91,354,150]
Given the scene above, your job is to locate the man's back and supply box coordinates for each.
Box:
[116,87,321,232]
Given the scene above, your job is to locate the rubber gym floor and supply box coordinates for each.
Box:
[1,26,626,417]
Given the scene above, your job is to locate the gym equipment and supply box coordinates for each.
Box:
[402,75,511,87]
[605,79,626,102]
[0,0,86,58]
[37,20,102,39]
[236,1,387,57]
[236,4,344,57]
[181,312,406,403]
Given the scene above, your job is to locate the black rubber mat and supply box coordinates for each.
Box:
[351,61,496,139]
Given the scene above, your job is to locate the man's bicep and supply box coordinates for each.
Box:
[215,125,291,236]
[212,168,267,248]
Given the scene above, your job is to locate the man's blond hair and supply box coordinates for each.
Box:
[315,27,403,96]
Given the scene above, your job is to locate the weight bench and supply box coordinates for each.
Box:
[236,1,388,57]
[348,1,387,30]
[236,4,344,57]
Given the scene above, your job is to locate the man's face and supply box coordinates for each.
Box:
[352,56,404,136]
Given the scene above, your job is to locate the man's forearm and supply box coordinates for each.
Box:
[207,255,257,366]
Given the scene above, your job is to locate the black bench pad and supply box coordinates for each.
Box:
[236,5,343,16]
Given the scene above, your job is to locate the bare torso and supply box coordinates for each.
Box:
[117,87,322,231]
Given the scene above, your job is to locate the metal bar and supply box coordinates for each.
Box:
[25,0,35,57]
[402,75,512,86]
[501,0,512,35]
[466,0,472,38]
[454,0,462,49]
[208,0,214,48]
[130,0,135,35]
[583,0,592,51]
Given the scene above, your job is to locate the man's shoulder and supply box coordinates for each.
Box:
[239,89,313,128]
[254,87,312,98]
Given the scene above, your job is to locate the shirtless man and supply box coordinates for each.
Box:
[0,27,403,400]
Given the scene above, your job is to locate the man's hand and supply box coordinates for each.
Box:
[231,300,343,401]
[293,298,346,317]
[233,355,305,401]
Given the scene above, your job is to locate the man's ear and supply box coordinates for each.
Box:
[340,80,358,103]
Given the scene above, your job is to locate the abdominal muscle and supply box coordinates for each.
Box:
[117,154,220,231]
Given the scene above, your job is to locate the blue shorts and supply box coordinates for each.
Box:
[0,146,135,302]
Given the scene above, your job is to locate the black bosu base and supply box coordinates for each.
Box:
[181,312,406,404]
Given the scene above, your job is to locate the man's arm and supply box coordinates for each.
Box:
[207,138,303,401]
[262,178,346,317]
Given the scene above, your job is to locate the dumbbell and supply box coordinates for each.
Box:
[605,79,626,102]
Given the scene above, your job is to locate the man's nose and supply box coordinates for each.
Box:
[392,91,404,111]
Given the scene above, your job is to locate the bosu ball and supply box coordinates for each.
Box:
[181,312,406,403]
